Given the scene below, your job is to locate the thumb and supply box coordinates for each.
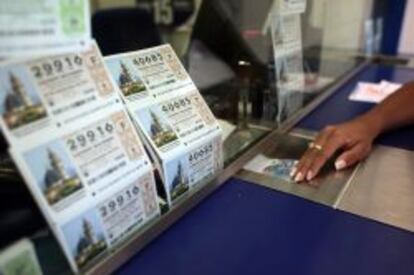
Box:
[334,144,368,170]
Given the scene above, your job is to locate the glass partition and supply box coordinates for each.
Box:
[166,0,369,162]
[87,1,372,163]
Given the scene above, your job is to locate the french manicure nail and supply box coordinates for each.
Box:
[294,172,303,182]
[290,167,297,177]
[306,171,313,181]
[335,160,346,170]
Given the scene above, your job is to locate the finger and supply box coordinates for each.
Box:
[295,128,332,174]
[294,127,335,182]
[335,143,371,170]
[294,152,314,182]
[289,160,299,177]
[305,132,349,181]
[294,144,323,182]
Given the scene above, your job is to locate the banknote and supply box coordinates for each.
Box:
[262,159,297,182]
[244,154,297,182]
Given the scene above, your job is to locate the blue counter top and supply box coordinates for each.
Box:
[117,179,414,275]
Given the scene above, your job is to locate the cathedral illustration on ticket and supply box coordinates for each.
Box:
[2,72,47,129]
[118,61,146,96]
[149,110,178,148]
[42,148,82,205]
[170,161,189,202]
[74,218,107,269]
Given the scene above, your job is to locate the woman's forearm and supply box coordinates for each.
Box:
[361,81,414,135]
[293,81,414,182]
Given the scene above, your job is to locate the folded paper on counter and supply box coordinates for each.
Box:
[349,80,402,103]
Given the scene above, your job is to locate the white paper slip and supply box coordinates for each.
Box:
[349,81,401,103]
[0,0,91,58]
[0,239,43,275]
[379,80,402,95]
[244,154,297,182]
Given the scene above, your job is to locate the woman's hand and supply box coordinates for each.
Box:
[291,81,414,183]
[291,115,382,183]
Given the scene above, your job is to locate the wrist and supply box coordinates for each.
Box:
[360,110,384,138]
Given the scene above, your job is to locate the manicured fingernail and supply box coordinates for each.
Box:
[335,160,346,170]
[290,167,297,178]
[294,172,303,182]
[306,171,313,181]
